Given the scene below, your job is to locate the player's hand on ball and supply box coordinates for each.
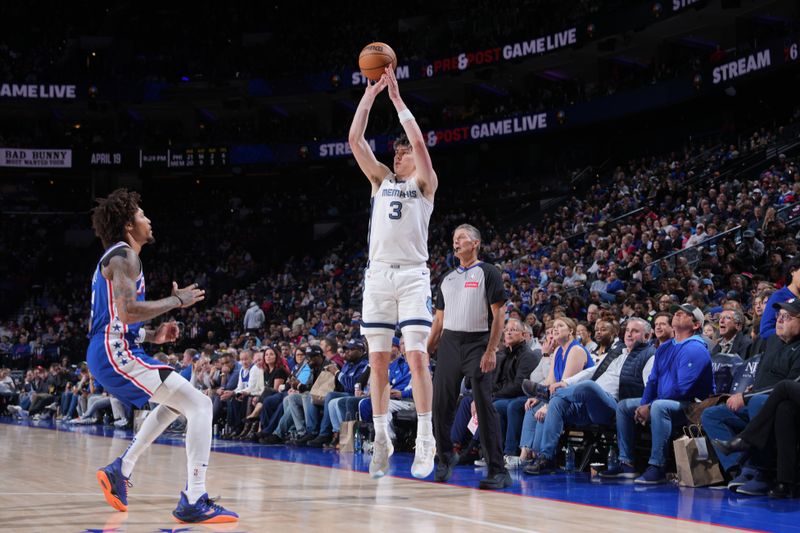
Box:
[172,282,205,308]
[385,66,400,100]
[154,321,180,344]
[364,76,388,99]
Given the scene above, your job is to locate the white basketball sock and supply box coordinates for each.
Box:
[120,403,180,478]
[417,412,433,438]
[373,414,390,443]
[146,372,213,503]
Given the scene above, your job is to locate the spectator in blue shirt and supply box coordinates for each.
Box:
[760,258,800,339]
[602,304,713,484]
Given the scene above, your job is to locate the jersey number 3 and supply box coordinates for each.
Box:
[388,201,403,220]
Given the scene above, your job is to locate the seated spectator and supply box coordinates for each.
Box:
[704,298,800,495]
[321,338,344,369]
[652,312,674,347]
[760,258,800,339]
[68,374,108,424]
[712,378,800,499]
[259,345,325,444]
[590,319,624,364]
[179,349,199,381]
[299,338,368,446]
[238,347,289,440]
[58,365,90,421]
[601,304,714,484]
[524,317,656,474]
[493,319,539,457]
[713,309,752,358]
[576,323,597,354]
[0,367,18,412]
[517,317,594,463]
[219,349,255,437]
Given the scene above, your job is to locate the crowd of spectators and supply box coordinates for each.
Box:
[1,100,800,494]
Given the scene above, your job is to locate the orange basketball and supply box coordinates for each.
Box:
[358,42,397,81]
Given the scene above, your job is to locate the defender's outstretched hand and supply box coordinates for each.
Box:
[172,282,205,308]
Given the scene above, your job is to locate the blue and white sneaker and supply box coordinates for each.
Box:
[634,465,667,485]
[599,462,639,479]
[96,457,130,511]
[172,492,239,524]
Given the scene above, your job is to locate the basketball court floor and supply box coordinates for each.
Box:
[0,418,795,532]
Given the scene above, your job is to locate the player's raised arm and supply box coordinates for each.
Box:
[384,66,438,200]
[348,78,392,194]
[105,250,204,324]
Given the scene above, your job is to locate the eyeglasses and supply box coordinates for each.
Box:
[504,328,522,333]
[777,311,800,322]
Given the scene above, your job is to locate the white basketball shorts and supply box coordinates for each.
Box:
[361,261,433,333]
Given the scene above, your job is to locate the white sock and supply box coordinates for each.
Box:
[120,404,180,478]
[186,462,208,504]
[373,414,390,443]
[151,373,213,503]
[417,412,432,438]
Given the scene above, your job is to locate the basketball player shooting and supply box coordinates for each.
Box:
[88,189,237,523]
[348,66,438,479]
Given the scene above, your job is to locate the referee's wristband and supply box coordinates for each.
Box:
[398,109,415,123]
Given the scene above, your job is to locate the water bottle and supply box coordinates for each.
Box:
[213,423,219,437]
[354,423,363,453]
[607,446,619,470]
[564,445,575,473]
[354,383,361,397]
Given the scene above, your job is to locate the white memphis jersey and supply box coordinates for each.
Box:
[368,173,433,265]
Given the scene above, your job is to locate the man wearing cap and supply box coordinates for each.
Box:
[243,301,265,334]
[760,257,800,339]
[703,297,800,495]
[305,339,369,447]
[427,224,511,490]
[602,304,713,484]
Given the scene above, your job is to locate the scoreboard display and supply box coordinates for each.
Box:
[138,146,228,168]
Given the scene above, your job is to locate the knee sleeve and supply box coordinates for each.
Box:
[400,329,430,353]
[364,331,393,353]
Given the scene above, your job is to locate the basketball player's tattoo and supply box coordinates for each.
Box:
[107,253,180,324]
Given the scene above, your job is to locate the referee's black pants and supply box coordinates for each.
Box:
[433,329,505,475]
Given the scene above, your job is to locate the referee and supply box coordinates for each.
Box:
[427,224,511,490]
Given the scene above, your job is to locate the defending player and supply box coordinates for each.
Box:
[348,66,438,478]
[88,189,237,523]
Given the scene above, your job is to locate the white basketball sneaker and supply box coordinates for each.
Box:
[369,439,394,479]
[411,436,436,478]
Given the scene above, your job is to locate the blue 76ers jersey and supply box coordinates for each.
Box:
[89,242,145,340]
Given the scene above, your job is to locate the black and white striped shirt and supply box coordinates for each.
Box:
[435,262,504,333]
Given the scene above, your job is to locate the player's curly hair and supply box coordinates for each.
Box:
[91,188,141,249]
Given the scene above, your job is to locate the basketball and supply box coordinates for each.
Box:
[358,42,397,81]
